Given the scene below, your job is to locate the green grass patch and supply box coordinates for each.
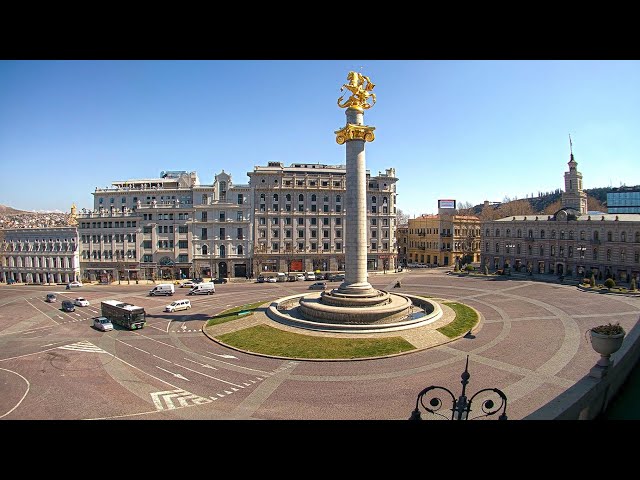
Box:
[437,302,478,338]
[206,301,269,327]
[215,324,416,359]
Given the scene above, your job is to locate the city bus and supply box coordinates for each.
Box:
[100,300,146,330]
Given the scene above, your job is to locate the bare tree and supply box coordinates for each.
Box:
[456,201,476,216]
[396,208,409,226]
[587,195,606,213]
[497,199,535,217]
[542,199,563,215]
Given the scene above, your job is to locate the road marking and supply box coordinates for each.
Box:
[23,298,59,325]
[150,389,212,411]
[213,353,237,359]
[58,341,108,354]
[183,357,217,370]
[156,366,189,381]
[153,354,172,363]
[0,368,30,419]
[173,362,246,388]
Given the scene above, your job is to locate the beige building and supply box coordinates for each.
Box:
[407,212,481,267]
[78,170,252,282]
[0,226,80,284]
[248,162,399,275]
[480,151,640,284]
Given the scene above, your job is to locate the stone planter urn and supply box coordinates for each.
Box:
[588,323,626,378]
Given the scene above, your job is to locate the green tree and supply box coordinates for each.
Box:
[590,273,596,287]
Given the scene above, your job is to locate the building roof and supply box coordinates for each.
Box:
[492,213,640,222]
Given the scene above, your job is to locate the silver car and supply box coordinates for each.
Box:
[93,316,113,332]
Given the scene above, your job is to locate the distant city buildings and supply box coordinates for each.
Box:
[480,152,640,284]
[607,190,640,214]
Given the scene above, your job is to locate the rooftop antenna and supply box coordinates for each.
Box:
[569,133,573,155]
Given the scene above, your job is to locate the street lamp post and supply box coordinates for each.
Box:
[410,355,508,420]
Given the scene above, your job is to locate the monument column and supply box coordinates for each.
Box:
[335,72,377,296]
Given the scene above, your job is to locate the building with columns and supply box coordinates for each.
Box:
[77,170,252,282]
[247,162,399,275]
[480,150,640,284]
[0,227,80,284]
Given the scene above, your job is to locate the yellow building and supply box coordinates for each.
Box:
[407,213,481,267]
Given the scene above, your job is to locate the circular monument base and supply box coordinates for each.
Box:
[267,292,443,333]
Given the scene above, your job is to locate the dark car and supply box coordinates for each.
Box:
[212,278,228,284]
[61,300,75,312]
[46,293,57,302]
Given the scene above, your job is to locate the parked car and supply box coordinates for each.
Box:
[67,281,83,288]
[7,278,16,285]
[305,272,316,281]
[45,293,57,302]
[93,316,113,332]
[309,281,327,290]
[74,297,90,307]
[266,276,277,283]
[295,273,305,281]
[212,278,228,284]
[164,299,192,312]
[61,300,75,312]
[328,273,345,281]
[180,280,195,288]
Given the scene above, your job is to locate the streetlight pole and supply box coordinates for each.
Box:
[410,355,508,420]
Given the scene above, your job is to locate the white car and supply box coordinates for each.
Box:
[164,299,192,312]
[180,280,195,288]
[266,277,277,283]
[93,316,113,331]
[74,297,90,307]
[68,281,83,288]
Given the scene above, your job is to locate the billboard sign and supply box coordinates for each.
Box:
[438,199,456,209]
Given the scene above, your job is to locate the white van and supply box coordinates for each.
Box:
[188,282,215,295]
[164,299,191,312]
[149,283,175,296]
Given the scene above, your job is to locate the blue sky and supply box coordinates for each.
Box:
[1,60,638,217]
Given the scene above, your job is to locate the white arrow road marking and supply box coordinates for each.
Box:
[181,323,187,331]
[183,357,217,370]
[57,315,64,319]
[213,353,237,359]
[58,341,108,354]
[173,363,245,388]
[156,366,189,381]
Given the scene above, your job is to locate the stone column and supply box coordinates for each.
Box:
[339,108,375,295]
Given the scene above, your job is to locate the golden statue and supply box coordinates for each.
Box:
[69,203,78,225]
[337,71,376,111]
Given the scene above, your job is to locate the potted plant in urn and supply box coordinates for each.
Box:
[588,322,626,378]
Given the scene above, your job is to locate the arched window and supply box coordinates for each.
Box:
[495,229,500,237]
[311,194,316,202]
[286,194,291,201]
[606,249,611,261]
[528,229,533,238]
[621,232,626,242]
[540,230,545,239]
[607,231,612,242]
[372,196,377,204]
[298,194,304,202]
[237,245,243,255]
[382,197,388,204]
[593,248,598,260]
[517,229,521,238]
[486,228,490,237]
[580,230,585,240]
[260,193,266,201]
[569,230,574,240]
[506,229,511,237]
[528,244,532,255]
[336,195,342,203]
[202,245,208,255]
[219,245,226,257]
[495,243,499,253]
[560,230,565,239]
[202,194,208,205]
[273,194,278,202]
[594,231,599,241]
[539,246,544,256]
[551,230,556,239]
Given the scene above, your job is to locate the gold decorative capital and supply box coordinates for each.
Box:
[337,71,376,111]
[335,124,376,144]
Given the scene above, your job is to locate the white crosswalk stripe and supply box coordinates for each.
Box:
[58,341,108,354]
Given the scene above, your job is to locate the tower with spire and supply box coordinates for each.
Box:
[561,135,588,215]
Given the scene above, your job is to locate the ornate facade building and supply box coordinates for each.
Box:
[480,151,640,284]
[247,162,399,274]
[76,170,252,283]
[407,213,481,267]
[0,227,80,284]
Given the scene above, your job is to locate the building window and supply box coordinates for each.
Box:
[594,231,599,241]
[607,231,613,242]
[606,249,611,261]
[539,246,544,256]
[201,228,208,240]
[336,205,342,212]
[528,230,533,238]
[202,245,208,255]
[220,227,226,239]
[540,230,545,239]
[495,229,500,237]
[237,194,244,204]
[237,228,243,239]
[528,244,532,255]
[569,230,574,240]
[621,232,626,242]
[568,246,573,257]
[237,211,243,221]
[517,229,521,238]
[298,218,304,226]
[593,248,598,260]
[495,243,499,253]
[620,249,625,262]
[219,212,226,221]
[581,231,586,240]
[551,246,555,256]
[298,230,304,238]
[336,242,342,250]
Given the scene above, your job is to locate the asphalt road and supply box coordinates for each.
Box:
[1,271,639,421]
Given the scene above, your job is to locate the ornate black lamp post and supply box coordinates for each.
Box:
[410,355,508,420]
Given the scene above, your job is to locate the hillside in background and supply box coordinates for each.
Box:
[456,185,640,221]
[0,205,30,215]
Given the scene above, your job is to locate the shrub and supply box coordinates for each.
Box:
[591,322,625,335]
[465,265,474,272]
[590,274,596,287]
[604,278,616,289]
[582,278,591,286]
